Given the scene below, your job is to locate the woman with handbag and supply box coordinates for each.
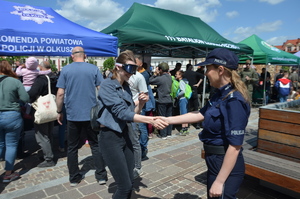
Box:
[27,61,58,168]
[0,60,29,183]
[97,50,167,199]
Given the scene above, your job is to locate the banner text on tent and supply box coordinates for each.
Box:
[165,36,241,49]
[0,35,83,52]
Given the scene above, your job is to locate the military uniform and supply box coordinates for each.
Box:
[199,84,250,199]
[239,68,259,102]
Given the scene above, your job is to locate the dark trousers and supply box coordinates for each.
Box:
[157,102,173,137]
[189,89,199,111]
[99,126,134,199]
[67,121,107,183]
[205,152,245,199]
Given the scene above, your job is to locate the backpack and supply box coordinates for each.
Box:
[177,79,192,99]
[170,76,179,99]
[184,83,192,99]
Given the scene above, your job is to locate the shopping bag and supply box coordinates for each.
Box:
[32,75,57,124]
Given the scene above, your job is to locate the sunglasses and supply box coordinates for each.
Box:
[116,63,137,75]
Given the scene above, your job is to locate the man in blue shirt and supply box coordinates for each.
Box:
[56,46,107,187]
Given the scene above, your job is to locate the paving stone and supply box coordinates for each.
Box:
[81,193,102,199]
[44,195,58,199]
[57,189,83,199]
[14,190,47,199]
[44,185,67,196]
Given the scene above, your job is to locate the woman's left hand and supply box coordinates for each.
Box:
[209,181,223,198]
[138,92,149,102]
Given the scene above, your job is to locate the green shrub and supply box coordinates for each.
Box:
[103,57,115,71]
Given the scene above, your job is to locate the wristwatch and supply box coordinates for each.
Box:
[57,110,63,114]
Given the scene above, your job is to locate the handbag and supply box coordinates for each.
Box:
[90,88,104,131]
[31,75,57,124]
[90,103,104,131]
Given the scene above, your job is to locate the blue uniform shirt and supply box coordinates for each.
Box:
[199,84,250,146]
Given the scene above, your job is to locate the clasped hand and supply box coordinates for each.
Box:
[152,116,169,130]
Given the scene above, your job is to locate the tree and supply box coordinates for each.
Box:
[0,56,27,65]
[47,56,58,72]
[87,58,96,65]
[103,57,115,72]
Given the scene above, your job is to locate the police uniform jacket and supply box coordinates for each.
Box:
[199,84,250,147]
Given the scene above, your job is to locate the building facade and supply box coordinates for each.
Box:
[275,38,300,54]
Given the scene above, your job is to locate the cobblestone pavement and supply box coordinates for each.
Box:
[0,108,296,199]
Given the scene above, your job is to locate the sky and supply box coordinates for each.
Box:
[5,0,300,46]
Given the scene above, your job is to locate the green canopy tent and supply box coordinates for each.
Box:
[239,34,300,105]
[102,2,254,107]
[239,34,300,65]
[101,3,253,58]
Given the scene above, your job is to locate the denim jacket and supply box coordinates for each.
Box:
[97,78,135,133]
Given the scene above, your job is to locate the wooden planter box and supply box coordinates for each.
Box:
[258,100,300,163]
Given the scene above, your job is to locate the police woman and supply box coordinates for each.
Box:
[97,50,167,199]
[160,48,250,199]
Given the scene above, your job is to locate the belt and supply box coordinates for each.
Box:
[203,144,227,155]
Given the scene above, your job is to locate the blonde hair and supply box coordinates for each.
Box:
[224,67,250,103]
[111,50,136,80]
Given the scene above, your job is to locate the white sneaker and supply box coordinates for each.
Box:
[133,168,143,179]
[98,179,106,185]
[70,175,84,187]
[70,182,79,187]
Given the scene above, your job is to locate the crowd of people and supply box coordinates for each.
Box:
[239,60,299,104]
[0,46,299,199]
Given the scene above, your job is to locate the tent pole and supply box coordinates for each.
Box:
[297,64,300,91]
[263,62,270,106]
[201,48,209,108]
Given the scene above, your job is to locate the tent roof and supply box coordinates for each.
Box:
[294,51,300,57]
[239,34,300,65]
[101,3,253,58]
[0,0,118,57]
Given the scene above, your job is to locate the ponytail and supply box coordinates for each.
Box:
[224,67,250,103]
[231,70,250,103]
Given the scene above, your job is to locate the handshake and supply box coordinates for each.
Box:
[151,117,169,130]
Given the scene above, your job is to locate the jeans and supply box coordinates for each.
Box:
[99,126,134,199]
[128,122,142,170]
[179,98,188,115]
[67,121,107,183]
[139,109,148,154]
[0,111,23,171]
[34,121,54,161]
[157,102,173,137]
[278,94,287,102]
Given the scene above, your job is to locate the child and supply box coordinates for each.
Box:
[175,70,189,136]
[16,57,39,91]
[275,71,291,102]
[16,57,39,117]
